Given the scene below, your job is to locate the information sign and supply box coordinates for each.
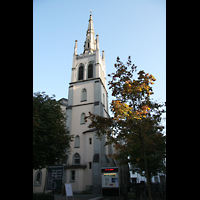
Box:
[65,183,73,196]
[46,165,63,190]
[102,172,119,188]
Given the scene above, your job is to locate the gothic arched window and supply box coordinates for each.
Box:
[80,113,85,124]
[34,170,42,186]
[78,65,84,80]
[37,172,41,182]
[81,88,87,102]
[73,153,80,165]
[88,64,93,78]
[74,135,80,148]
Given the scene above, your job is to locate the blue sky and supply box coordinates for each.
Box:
[33,0,166,131]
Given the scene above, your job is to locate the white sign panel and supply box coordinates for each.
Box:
[102,173,119,188]
[65,183,73,196]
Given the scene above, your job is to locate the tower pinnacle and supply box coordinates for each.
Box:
[74,40,78,55]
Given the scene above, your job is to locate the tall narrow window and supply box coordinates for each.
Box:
[81,88,87,102]
[81,113,85,124]
[73,153,80,165]
[71,170,75,181]
[78,65,83,80]
[88,64,93,78]
[89,138,92,145]
[36,172,41,183]
[89,162,92,169]
[74,135,80,148]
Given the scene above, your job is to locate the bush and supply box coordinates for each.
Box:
[128,192,135,199]
[33,193,54,200]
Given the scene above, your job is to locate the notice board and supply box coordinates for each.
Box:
[46,165,63,190]
[102,172,119,188]
[65,183,73,196]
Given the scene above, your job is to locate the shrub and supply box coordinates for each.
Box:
[33,193,54,200]
[128,192,136,199]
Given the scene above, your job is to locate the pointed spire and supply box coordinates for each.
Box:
[88,14,94,31]
[84,12,96,52]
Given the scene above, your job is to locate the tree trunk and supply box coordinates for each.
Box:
[140,138,153,200]
[148,168,152,185]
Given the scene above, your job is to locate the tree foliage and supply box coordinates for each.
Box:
[33,92,73,170]
[85,56,165,200]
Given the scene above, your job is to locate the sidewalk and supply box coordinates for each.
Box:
[54,194,104,200]
[54,194,124,200]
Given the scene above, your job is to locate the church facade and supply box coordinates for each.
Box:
[65,13,116,193]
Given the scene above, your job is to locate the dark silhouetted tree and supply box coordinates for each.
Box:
[33,92,73,170]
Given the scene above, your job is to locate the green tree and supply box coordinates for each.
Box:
[33,92,73,170]
[85,56,165,200]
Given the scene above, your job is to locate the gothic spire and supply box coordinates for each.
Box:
[84,12,96,52]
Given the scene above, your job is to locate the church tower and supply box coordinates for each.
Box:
[65,13,115,193]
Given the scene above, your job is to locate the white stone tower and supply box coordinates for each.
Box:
[65,13,116,193]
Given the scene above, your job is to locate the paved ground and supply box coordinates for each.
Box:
[54,194,124,200]
[54,194,102,200]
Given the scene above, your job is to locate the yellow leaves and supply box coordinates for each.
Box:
[125,81,131,87]
[142,105,150,113]
[122,72,156,97]
[112,100,132,121]
[110,69,156,121]
[135,105,150,119]
[147,91,154,96]
[111,100,151,121]
[124,81,133,94]
[146,74,156,85]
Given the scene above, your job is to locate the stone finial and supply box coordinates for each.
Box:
[102,50,105,59]
[96,35,99,50]
[74,40,78,55]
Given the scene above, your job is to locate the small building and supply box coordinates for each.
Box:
[129,163,166,184]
